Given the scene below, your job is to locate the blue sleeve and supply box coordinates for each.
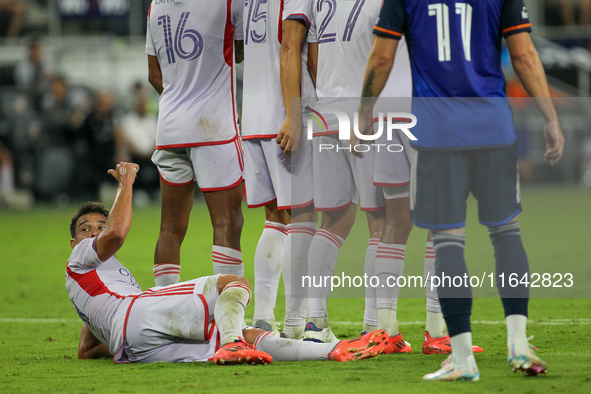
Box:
[374,0,404,40]
[501,0,532,37]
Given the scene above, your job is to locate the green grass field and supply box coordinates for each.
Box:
[1,186,590,393]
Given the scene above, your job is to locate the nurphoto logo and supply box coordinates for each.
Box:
[304,106,418,153]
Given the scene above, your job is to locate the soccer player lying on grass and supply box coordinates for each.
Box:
[67,162,388,364]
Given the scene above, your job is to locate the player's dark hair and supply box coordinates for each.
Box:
[69,202,109,238]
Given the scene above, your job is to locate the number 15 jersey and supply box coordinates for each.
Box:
[146,0,243,149]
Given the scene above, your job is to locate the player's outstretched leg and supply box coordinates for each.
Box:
[251,329,387,362]
[213,277,272,365]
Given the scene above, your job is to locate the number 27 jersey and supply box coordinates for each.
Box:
[146,0,243,149]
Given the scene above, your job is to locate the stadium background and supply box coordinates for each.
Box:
[0,1,590,392]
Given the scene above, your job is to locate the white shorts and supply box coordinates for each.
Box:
[312,135,385,211]
[243,138,291,209]
[291,135,314,208]
[151,140,244,192]
[373,127,414,198]
[114,275,221,363]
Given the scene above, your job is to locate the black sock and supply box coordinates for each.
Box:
[432,233,472,337]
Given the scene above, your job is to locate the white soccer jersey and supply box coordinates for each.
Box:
[146,0,244,149]
[66,238,142,355]
[308,0,411,128]
[241,0,284,139]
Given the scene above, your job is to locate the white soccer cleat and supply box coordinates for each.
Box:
[253,319,282,338]
[423,355,480,382]
[302,322,339,343]
[507,337,548,376]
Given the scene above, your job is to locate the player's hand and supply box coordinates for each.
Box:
[277,116,302,156]
[543,120,565,165]
[108,162,139,184]
[276,118,292,155]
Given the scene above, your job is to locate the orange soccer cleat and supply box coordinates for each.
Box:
[422,331,484,355]
[383,332,412,354]
[213,337,273,365]
[328,330,388,361]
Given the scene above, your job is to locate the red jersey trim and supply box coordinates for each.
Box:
[200,177,243,192]
[315,200,353,212]
[155,135,239,150]
[373,181,410,187]
[242,134,279,140]
[66,267,125,299]
[247,198,277,209]
[158,172,195,187]
[291,199,314,209]
[360,206,386,212]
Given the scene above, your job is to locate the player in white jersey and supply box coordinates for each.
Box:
[241,0,290,334]
[67,162,388,364]
[274,0,320,341]
[146,0,247,286]
[304,0,389,344]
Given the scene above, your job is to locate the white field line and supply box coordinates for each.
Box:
[1,318,590,325]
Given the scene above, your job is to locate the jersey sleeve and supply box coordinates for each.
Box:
[501,0,532,37]
[232,0,244,41]
[307,1,318,44]
[67,238,103,272]
[374,0,404,40]
[145,7,156,56]
[283,0,312,30]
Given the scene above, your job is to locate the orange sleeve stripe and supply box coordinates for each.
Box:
[374,26,402,37]
[502,23,532,34]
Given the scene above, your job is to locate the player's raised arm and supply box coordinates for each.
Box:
[94,162,139,262]
[506,32,565,165]
[277,19,308,155]
[358,36,398,128]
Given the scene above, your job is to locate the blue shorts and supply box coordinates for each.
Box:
[410,144,522,230]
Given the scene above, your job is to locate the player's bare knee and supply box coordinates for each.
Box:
[217,274,250,294]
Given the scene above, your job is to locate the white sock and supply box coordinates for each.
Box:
[376,243,405,336]
[283,222,316,339]
[363,237,380,332]
[307,229,343,327]
[212,245,244,276]
[424,242,441,313]
[425,311,447,338]
[378,309,398,337]
[254,331,335,361]
[253,221,287,324]
[451,332,474,364]
[424,242,446,337]
[153,264,180,286]
[506,314,528,351]
[214,281,251,345]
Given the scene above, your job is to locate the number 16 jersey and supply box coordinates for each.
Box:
[146,0,244,149]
